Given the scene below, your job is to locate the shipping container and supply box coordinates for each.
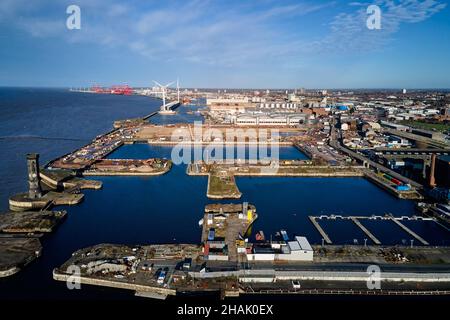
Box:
[203,244,210,255]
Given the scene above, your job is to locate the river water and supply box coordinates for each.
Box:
[0,88,447,300]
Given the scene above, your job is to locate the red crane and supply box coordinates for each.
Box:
[110,85,133,95]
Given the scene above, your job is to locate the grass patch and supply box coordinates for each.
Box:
[399,120,450,133]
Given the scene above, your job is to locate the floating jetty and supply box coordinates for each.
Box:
[350,217,381,245]
[308,216,332,244]
[308,214,447,246]
[390,218,429,245]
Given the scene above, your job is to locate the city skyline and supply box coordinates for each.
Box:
[0,0,449,88]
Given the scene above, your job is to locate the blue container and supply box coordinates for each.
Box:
[396,185,410,191]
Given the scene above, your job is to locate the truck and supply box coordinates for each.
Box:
[157,270,166,285]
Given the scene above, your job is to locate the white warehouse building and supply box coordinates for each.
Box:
[233,113,310,126]
[246,236,314,262]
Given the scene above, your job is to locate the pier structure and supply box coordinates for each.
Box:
[152,80,180,115]
[308,214,447,246]
[308,216,332,244]
[82,159,172,176]
[188,161,363,199]
[363,170,423,200]
[159,101,180,114]
[52,242,450,299]
[39,169,102,191]
[350,217,381,245]
[126,121,423,201]
[9,154,89,211]
[0,210,66,233]
[201,203,257,262]
[389,217,429,245]
[47,124,171,176]
[0,237,42,278]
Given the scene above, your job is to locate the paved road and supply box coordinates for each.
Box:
[201,260,450,274]
[329,126,422,188]
[245,262,450,273]
[374,147,450,155]
[191,264,450,281]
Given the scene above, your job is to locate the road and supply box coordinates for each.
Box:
[329,123,422,188]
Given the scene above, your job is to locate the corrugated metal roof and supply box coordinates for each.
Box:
[288,241,301,251]
[296,236,313,251]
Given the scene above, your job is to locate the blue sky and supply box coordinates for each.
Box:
[0,0,449,88]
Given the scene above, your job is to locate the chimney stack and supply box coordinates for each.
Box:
[429,154,437,188]
[27,153,42,199]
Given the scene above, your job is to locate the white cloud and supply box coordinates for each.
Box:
[0,0,446,67]
[308,0,447,54]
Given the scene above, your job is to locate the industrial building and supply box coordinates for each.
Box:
[206,98,252,113]
[258,102,300,109]
[232,113,310,126]
[246,236,314,261]
[380,121,410,131]
[411,128,446,142]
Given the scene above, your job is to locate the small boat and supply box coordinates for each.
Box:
[198,218,203,226]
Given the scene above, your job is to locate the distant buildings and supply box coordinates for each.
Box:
[258,102,300,109]
[206,97,251,113]
[380,120,409,131]
[411,128,446,142]
[232,113,310,126]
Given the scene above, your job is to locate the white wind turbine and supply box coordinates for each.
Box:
[153,80,174,110]
[176,77,180,103]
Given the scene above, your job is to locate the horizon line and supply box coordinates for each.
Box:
[1,86,450,91]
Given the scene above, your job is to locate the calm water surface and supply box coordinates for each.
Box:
[0,88,440,300]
